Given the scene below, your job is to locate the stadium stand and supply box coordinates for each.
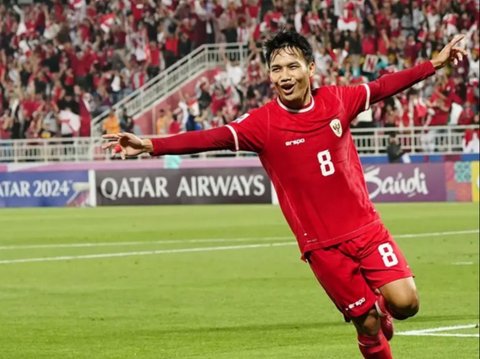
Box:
[0,0,478,161]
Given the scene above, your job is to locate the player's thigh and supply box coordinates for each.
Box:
[307,247,376,318]
[360,228,414,291]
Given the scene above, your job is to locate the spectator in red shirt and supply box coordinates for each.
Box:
[426,89,451,127]
[168,109,182,135]
[404,35,422,66]
[147,41,163,78]
[21,92,44,121]
[458,102,476,126]
[75,85,92,137]
[164,30,179,62]
[361,31,377,55]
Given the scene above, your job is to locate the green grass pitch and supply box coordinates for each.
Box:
[0,203,478,359]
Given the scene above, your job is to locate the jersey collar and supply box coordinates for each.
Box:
[276,96,315,113]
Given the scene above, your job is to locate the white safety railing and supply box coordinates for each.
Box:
[91,43,249,136]
[0,137,100,163]
[1,125,478,163]
[350,126,478,154]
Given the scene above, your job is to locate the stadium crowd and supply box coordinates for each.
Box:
[0,0,478,151]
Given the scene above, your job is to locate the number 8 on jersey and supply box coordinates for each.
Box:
[317,150,335,176]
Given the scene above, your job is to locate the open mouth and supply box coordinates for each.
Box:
[281,84,295,95]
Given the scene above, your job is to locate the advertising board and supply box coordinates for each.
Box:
[96,167,271,205]
[363,164,447,202]
[0,171,91,207]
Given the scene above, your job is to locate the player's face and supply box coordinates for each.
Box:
[269,47,315,109]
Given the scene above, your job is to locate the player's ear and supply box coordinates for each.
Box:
[308,61,315,78]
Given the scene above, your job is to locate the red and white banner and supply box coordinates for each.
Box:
[362,54,379,73]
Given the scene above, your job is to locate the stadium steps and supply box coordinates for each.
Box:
[91,42,249,136]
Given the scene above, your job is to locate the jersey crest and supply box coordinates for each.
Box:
[330,119,342,137]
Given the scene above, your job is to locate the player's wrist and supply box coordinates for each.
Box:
[430,59,442,70]
[141,138,153,153]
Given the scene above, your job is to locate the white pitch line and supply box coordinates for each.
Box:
[398,333,479,338]
[394,229,479,239]
[0,229,478,251]
[397,324,479,338]
[452,261,475,265]
[0,236,292,250]
[0,229,478,265]
[399,333,480,338]
[0,242,295,264]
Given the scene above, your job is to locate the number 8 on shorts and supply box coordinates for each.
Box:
[378,243,399,267]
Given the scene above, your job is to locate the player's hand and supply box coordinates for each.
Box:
[430,34,468,70]
[102,132,153,159]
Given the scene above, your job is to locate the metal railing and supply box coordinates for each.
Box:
[91,43,249,136]
[350,126,477,154]
[1,125,477,163]
[0,137,101,163]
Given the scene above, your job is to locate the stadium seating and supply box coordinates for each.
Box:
[0,0,478,156]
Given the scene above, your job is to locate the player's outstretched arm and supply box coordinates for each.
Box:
[102,127,236,159]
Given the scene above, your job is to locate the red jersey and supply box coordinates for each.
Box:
[150,62,436,256]
[225,86,377,253]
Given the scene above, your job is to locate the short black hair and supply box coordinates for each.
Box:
[263,30,314,67]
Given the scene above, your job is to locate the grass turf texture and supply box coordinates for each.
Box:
[0,203,478,359]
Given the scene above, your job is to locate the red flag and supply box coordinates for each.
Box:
[100,13,115,33]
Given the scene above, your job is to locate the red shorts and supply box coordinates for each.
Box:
[306,222,413,319]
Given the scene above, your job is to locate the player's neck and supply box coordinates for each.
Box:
[277,94,314,113]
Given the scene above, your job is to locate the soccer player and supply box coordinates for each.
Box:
[103,31,467,359]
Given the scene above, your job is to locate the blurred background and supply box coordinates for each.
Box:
[0,0,478,207]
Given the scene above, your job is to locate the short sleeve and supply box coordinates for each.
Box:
[225,107,268,153]
[338,84,370,122]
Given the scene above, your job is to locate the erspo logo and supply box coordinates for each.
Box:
[285,138,305,146]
